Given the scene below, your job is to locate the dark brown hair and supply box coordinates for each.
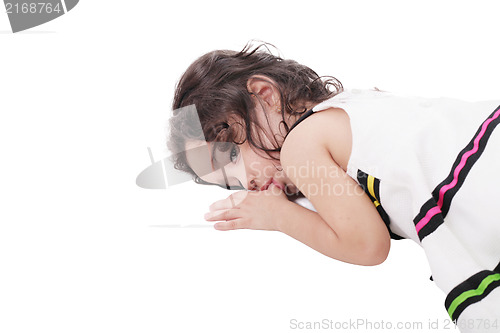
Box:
[167,42,342,187]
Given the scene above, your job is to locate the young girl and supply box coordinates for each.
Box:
[167,43,500,332]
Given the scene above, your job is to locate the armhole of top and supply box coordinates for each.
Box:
[288,108,315,133]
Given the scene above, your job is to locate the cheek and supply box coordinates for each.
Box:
[261,162,280,178]
[241,144,281,177]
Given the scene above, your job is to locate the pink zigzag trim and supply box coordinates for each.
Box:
[416,108,500,234]
[415,206,442,233]
[436,108,500,208]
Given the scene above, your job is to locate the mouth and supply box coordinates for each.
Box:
[260,178,285,191]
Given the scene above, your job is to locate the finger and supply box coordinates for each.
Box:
[204,208,241,221]
[209,191,248,211]
[214,218,247,231]
[208,200,233,212]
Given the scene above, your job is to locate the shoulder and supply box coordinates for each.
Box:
[281,107,352,171]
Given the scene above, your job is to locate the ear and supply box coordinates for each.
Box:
[246,75,281,109]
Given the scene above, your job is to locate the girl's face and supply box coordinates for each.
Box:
[184,75,304,194]
[184,100,300,194]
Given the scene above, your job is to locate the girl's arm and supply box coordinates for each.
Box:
[279,108,391,266]
[277,195,389,266]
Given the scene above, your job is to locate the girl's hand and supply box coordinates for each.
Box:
[204,183,290,231]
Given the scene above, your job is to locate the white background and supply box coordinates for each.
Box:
[1,1,499,332]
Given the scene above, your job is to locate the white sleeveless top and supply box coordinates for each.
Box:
[311,89,500,243]
[295,89,500,320]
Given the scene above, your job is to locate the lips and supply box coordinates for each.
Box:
[260,179,273,191]
[260,178,285,191]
